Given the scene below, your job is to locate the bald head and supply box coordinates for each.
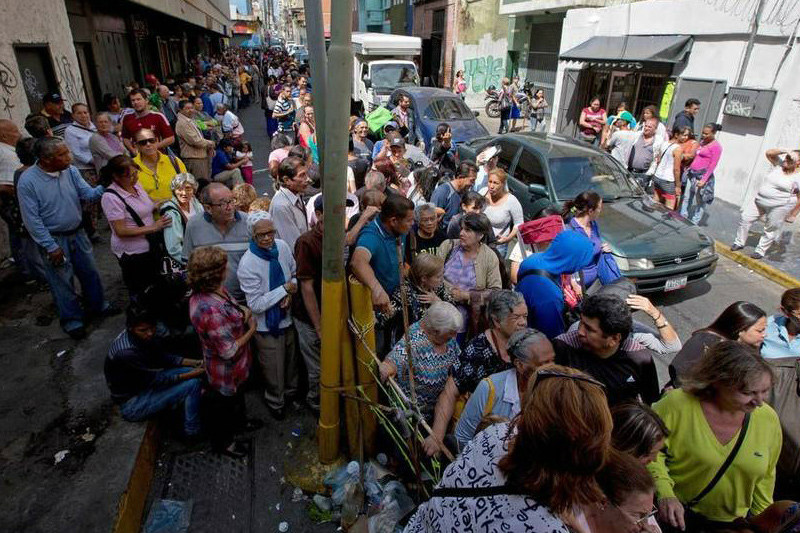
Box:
[158,85,169,99]
[0,119,20,146]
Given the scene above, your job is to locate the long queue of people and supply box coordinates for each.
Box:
[3,43,800,531]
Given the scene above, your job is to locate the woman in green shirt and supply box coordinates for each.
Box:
[648,341,780,531]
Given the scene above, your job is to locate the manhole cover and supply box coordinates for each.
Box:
[163,443,253,532]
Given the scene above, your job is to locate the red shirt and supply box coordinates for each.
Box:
[189,290,252,395]
[121,111,173,142]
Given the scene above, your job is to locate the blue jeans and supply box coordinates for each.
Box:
[121,368,202,435]
[680,177,706,224]
[499,107,510,133]
[39,229,108,333]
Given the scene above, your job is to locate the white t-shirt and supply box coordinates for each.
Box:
[654,142,679,183]
[607,130,638,167]
[0,142,21,186]
[756,166,800,208]
[483,193,524,239]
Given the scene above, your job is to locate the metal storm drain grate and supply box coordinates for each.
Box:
[162,444,253,532]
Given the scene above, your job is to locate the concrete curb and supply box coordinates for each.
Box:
[112,421,160,533]
[715,240,800,289]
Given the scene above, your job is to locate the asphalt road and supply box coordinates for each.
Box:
[469,113,786,335]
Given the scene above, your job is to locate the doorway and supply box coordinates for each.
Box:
[13,46,58,115]
[74,43,100,112]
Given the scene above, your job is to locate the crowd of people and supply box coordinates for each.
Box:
[2,43,800,532]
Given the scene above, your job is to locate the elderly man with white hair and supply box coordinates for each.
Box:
[379,301,463,421]
[237,210,298,420]
[214,103,244,139]
[454,328,555,449]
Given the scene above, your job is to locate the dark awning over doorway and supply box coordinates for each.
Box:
[561,35,693,65]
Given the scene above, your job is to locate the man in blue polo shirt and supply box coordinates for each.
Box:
[351,194,415,357]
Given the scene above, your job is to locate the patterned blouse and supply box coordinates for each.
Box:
[387,321,461,420]
[451,332,512,395]
[404,422,569,533]
[189,289,252,396]
[376,280,456,329]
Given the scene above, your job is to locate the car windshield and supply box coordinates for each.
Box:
[371,64,418,89]
[423,98,474,120]
[548,155,641,201]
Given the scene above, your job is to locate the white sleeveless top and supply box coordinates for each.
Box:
[654,142,678,183]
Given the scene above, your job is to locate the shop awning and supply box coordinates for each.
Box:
[561,35,693,65]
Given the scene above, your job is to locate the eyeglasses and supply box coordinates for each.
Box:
[207,198,235,207]
[615,504,658,527]
[136,138,157,146]
[254,230,276,239]
[532,369,606,390]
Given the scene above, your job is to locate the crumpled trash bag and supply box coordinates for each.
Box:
[143,499,192,533]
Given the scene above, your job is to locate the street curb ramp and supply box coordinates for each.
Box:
[111,421,159,533]
[715,240,800,289]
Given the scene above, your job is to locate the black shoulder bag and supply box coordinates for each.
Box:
[103,189,183,279]
[679,413,751,531]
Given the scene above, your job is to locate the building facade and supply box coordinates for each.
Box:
[549,0,800,206]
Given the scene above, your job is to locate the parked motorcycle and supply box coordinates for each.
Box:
[484,85,500,118]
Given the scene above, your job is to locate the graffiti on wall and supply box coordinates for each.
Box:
[463,55,504,93]
[56,55,83,105]
[0,60,19,119]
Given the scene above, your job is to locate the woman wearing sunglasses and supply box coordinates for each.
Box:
[132,128,187,202]
[405,365,612,532]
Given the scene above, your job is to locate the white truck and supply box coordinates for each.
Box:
[351,32,421,114]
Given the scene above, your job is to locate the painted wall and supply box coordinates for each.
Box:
[0,0,85,124]
[454,0,509,108]
[552,0,800,206]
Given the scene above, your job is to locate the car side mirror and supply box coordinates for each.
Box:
[473,111,480,117]
[528,183,548,197]
[363,77,371,89]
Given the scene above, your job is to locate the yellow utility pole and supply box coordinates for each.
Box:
[317,0,355,464]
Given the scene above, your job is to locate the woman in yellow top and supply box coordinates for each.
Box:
[648,340,781,531]
[132,128,187,202]
[239,67,252,108]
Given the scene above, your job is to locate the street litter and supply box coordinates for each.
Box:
[142,499,192,533]
[80,428,95,442]
[278,521,289,532]
[56,350,67,358]
[54,450,69,464]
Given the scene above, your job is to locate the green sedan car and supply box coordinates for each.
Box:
[457,132,718,293]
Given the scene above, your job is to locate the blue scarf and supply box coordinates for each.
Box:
[249,240,286,333]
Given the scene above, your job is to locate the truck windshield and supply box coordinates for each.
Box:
[371,65,417,89]
[548,155,641,201]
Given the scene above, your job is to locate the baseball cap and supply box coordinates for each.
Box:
[389,136,405,148]
[42,93,63,104]
[383,121,399,132]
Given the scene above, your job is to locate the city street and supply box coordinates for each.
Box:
[0,99,788,532]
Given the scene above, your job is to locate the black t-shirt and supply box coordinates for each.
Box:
[553,331,660,406]
[405,227,446,263]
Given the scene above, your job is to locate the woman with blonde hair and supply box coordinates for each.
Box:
[378,252,456,334]
[405,364,612,531]
[482,168,523,259]
[649,341,783,531]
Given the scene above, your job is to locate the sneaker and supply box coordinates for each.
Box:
[730,244,744,252]
[750,252,764,260]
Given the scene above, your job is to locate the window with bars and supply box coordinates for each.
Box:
[432,9,445,34]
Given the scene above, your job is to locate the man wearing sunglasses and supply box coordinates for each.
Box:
[553,293,660,406]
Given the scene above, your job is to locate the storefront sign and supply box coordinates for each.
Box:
[723,87,776,120]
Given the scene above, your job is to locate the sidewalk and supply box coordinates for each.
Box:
[700,198,800,286]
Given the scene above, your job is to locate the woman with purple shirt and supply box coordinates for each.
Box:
[680,123,722,225]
